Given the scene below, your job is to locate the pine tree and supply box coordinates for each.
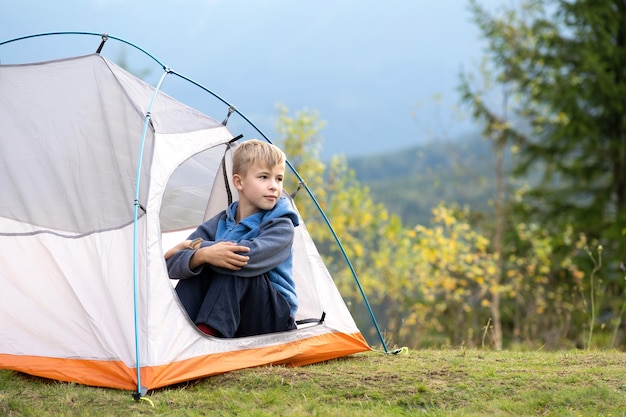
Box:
[462,0,626,265]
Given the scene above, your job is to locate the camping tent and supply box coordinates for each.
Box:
[0,36,372,394]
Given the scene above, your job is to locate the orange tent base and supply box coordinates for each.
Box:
[0,331,371,391]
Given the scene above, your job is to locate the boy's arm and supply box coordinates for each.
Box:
[209,217,295,277]
[168,240,254,278]
[189,241,249,270]
[165,216,221,279]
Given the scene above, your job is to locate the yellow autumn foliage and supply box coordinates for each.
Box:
[277,106,592,349]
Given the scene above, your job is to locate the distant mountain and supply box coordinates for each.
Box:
[346,132,504,226]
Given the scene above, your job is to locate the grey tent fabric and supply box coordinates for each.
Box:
[0,54,223,235]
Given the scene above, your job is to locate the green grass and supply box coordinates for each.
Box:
[1,349,626,416]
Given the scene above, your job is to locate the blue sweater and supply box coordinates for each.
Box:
[167,196,300,316]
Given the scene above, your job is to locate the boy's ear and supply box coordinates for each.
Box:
[233,173,243,191]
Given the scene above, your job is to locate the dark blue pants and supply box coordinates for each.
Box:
[175,272,296,338]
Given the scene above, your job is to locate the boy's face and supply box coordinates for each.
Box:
[233,162,285,218]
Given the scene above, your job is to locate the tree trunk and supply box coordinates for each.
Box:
[491,143,504,350]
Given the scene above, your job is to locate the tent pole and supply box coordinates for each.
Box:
[169,71,390,354]
[0,31,167,70]
[131,69,170,399]
[171,70,389,352]
[238,123,390,353]
[170,70,390,354]
[296,178,390,353]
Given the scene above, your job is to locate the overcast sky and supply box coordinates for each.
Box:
[1,0,504,157]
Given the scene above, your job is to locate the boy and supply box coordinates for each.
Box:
[165,139,299,337]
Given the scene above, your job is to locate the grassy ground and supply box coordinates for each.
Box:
[1,349,626,416]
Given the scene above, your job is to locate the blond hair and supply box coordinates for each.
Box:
[232,139,286,176]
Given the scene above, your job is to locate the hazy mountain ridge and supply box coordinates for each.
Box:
[346,132,502,226]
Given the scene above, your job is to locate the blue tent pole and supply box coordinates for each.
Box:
[252,130,391,354]
[168,72,389,354]
[0,31,166,69]
[0,31,177,395]
[131,68,170,399]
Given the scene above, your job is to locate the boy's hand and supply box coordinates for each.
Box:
[190,241,250,271]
